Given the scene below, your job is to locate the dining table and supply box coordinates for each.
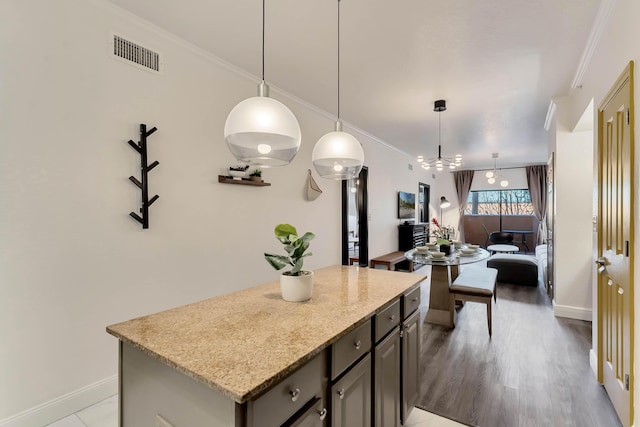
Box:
[406,247,490,326]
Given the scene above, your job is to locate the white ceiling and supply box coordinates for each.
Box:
[106,0,601,170]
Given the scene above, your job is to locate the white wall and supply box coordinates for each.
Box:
[551,98,594,320]
[0,0,435,423]
[560,0,640,423]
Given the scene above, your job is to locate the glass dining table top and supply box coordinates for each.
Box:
[405,247,490,266]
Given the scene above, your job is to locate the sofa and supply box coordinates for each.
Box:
[485,245,548,287]
[535,244,548,288]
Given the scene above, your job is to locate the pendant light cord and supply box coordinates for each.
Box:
[337,0,341,121]
[438,111,441,158]
[262,0,265,81]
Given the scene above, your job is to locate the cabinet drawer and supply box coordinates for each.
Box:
[375,300,400,342]
[403,286,420,318]
[251,352,325,427]
[332,319,371,380]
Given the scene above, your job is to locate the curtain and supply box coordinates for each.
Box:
[526,165,548,245]
[454,170,474,241]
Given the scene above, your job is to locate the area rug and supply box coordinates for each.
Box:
[414,405,479,427]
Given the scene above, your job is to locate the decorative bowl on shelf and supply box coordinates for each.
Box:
[229,169,247,179]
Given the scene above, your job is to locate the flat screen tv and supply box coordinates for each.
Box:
[398,191,416,220]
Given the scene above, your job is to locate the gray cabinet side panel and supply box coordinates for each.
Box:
[121,342,236,427]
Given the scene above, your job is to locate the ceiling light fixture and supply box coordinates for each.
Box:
[418,100,461,171]
[312,0,364,180]
[224,0,301,167]
[487,153,509,187]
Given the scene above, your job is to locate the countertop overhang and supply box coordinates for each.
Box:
[107,265,426,403]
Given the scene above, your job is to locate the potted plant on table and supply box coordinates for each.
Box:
[431,218,455,255]
[264,224,315,302]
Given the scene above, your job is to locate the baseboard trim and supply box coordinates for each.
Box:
[0,375,117,427]
[589,348,599,379]
[553,302,592,321]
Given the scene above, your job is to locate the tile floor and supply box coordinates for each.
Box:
[45,394,464,427]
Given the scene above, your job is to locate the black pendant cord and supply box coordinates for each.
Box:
[127,123,159,229]
[438,112,442,159]
[261,0,265,81]
[337,0,341,121]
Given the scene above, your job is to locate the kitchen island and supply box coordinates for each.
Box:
[107,265,426,427]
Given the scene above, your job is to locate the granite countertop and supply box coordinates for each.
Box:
[106,265,426,404]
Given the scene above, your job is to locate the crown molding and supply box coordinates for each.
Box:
[92,0,412,159]
[571,0,618,88]
[544,100,557,131]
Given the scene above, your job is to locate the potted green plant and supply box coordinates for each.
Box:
[264,224,315,302]
[249,168,263,182]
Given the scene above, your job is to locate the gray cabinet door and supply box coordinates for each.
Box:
[374,327,401,427]
[401,310,421,423]
[331,355,371,427]
[284,397,327,427]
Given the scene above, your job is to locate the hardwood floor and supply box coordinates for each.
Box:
[415,270,622,427]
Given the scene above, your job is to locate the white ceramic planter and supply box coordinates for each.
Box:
[280,271,314,302]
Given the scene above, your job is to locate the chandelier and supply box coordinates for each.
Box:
[417,100,461,171]
[485,153,509,187]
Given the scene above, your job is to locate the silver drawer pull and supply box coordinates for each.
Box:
[608,279,613,286]
[318,408,327,420]
[618,287,624,295]
[337,388,345,399]
[389,314,396,321]
[354,340,361,350]
[289,388,300,402]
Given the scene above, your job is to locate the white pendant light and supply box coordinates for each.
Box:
[312,0,364,180]
[224,0,301,167]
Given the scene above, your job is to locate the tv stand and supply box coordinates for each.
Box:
[398,223,428,270]
[399,223,427,250]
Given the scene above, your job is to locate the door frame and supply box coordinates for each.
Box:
[342,166,368,266]
[418,182,430,226]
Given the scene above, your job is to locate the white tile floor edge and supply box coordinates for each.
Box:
[45,394,464,427]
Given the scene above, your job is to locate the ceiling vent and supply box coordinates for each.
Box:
[110,34,162,74]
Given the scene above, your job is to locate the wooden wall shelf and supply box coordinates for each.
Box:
[218,175,271,187]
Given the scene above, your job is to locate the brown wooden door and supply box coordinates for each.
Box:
[598,61,635,427]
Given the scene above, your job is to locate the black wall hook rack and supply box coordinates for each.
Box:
[127,123,159,229]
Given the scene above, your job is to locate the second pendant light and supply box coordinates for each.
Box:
[312,0,364,180]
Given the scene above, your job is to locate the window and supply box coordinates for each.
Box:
[464,189,534,215]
